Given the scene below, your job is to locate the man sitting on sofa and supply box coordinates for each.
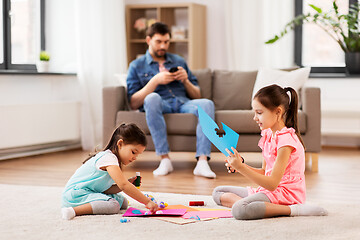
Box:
[126,22,216,178]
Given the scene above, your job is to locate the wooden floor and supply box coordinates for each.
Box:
[0,147,359,203]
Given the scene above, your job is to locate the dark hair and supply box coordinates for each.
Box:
[83,123,147,164]
[254,84,305,148]
[146,22,171,38]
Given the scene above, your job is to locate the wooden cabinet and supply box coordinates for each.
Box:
[125,3,206,70]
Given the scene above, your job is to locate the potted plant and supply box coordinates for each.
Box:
[36,51,50,72]
[266,0,360,74]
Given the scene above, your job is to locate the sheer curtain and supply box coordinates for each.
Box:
[224,0,295,71]
[75,0,127,151]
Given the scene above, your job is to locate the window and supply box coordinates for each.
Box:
[1,0,44,71]
[295,0,358,73]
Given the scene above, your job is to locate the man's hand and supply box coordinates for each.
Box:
[154,71,175,85]
[171,66,188,83]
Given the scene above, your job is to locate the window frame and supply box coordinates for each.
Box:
[1,0,45,71]
[294,0,358,74]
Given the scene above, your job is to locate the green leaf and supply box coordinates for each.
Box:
[309,4,322,13]
[333,1,339,15]
[265,35,279,44]
[39,51,50,61]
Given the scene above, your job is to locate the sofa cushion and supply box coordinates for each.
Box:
[192,68,212,100]
[116,111,148,133]
[212,70,257,110]
[116,111,198,135]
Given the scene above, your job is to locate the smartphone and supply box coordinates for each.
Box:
[169,67,179,73]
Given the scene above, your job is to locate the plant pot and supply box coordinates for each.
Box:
[36,61,50,72]
[345,52,360,75]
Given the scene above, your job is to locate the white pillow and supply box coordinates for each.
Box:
[114,73,127,88]
[252,67,311,99]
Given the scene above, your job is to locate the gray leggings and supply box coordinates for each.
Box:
[90,197,128,215]
[212,186,270,220]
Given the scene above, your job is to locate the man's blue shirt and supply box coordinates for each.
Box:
[126,50,198,110]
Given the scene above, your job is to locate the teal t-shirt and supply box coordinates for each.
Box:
[62,150,124,207]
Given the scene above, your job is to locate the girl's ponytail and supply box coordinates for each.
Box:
[284,87,305,148]
[284,87,298,131]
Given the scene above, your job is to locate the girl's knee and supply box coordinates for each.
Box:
[231,200,249,220]
[91,199,121,215]
[107,199,121,214]
[232,200,266,220]
[212,186,223,195]
[212,186,225,205]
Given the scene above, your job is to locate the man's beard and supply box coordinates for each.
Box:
[154,49,166,58]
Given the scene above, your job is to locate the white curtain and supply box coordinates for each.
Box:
[224,0,295,71]
[75,0,127,151]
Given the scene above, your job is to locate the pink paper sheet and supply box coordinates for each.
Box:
[182,210,233,219]
[123,207,187,217]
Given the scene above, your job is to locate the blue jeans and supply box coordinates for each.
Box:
[143,93,215,158]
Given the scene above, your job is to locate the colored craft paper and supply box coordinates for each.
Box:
[123,207,187,217]
[198,106,239,156]
[192,207,231,212]
[164,205,198,212]
[182,210,233,219]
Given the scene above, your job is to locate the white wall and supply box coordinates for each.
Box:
[0,74,80,155]
[0,75,79,105]
[305,78,360,147]
[125,0,228,70]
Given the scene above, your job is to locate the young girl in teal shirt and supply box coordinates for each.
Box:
[61,123,158,220]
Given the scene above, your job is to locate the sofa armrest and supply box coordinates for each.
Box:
[103,86,127,147]
[301,87,321,153]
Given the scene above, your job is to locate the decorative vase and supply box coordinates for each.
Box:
[36,61,49,72]
[345,52,360,75]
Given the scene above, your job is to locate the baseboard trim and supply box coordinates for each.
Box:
[0,140,81,160]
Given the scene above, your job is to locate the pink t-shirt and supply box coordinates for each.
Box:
[248,127,306,205]
[159,62,167,72]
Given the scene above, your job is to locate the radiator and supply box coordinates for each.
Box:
[0,101,81,158]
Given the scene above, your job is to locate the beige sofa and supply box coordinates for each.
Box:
[103,69,321,172]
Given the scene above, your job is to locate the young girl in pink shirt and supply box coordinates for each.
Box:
[212,84,327,220]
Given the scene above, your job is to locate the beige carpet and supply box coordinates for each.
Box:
[0,184,359,240]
